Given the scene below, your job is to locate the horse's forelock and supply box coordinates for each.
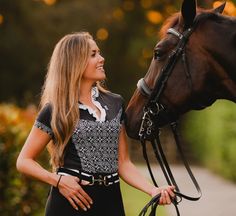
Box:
[159,13,180,39]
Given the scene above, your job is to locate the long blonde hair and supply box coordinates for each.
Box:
[40,32,106,168]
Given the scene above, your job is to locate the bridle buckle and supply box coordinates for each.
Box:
[139,103,165,140]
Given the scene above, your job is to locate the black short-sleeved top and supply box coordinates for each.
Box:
[34,87,125,174]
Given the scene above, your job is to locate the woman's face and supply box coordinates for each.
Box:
[82,39,105,83]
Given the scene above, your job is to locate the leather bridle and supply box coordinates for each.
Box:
[137,26,194,139]
[136,26,202,216]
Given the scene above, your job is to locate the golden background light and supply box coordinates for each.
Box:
[43,0,56,6]
[146,10,163,24]
[96,28,109,41]
[213,1,236,16]
[0,14,3,25]
[112,8,124,21]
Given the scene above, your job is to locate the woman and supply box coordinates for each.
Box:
[16,32,175,216]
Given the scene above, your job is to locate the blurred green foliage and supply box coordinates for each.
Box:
[0,104,49,215]
[183,100,236,182]
[121,180,166,216]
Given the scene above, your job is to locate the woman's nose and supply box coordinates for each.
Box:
[99,54,105,63]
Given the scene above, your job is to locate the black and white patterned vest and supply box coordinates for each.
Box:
[34,87,125,174]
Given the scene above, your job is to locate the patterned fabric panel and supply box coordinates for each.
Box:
[34,120,54,137]
[72,108,122,173]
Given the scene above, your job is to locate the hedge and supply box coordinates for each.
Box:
[0,104,49,216]
[183,100,236,182]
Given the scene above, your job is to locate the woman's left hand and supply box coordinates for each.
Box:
[150,185,176,205]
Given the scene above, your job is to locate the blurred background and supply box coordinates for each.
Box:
[0,0,236,215]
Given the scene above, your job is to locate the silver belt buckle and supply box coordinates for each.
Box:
[103,176,109,186]
[89,175,95,186]
[89,175,109,186]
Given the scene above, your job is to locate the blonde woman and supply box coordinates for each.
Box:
[16,32,175,216]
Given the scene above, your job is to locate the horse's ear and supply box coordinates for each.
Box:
[213,2,226,14]
[181,0,196,29]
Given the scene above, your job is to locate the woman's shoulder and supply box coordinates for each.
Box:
[101,91,124,102]
[34,103,54,137]
[39,103,52,115]
[100,91,124,108]
[36,103,53,123]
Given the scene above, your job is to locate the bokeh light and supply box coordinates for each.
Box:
[165,5,177,15]
[43,0,56,6]
[112,8,124,21]
[96,28,109,41]
[0,14,3,25]
[213,1,236,16]
[140,0,153,9]
[146,10,163,24]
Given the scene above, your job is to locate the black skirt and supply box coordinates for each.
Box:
[45,182,126,216]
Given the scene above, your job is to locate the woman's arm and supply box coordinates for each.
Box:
[118,126,175,205]
[16,127,92,211]
[16,127,58,185]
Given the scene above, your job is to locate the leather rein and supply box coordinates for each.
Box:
[136,27,202,216]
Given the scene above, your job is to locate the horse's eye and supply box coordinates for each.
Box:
[154,49,164,60]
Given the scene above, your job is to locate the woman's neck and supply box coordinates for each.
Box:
[79,81,94,103]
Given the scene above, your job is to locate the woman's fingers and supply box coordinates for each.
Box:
[66,188,91,211]
[74,177,81,184]
[166,186,176,198]
[151,185,176,205]
[81,180,90,185]
[76,192,91,209]
[71,195,88,211]
[76,185,93,205]
[74,177,93,204]
[164,190,172,204]
[159,190,166,205]
[58,175,93,211]
[159,186,175,205]
[68,197,79,211]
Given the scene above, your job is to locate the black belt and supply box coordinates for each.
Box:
[57,167,120,186]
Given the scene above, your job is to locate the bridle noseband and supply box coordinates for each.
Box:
[136,27,202,216]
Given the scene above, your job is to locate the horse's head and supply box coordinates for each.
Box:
[126,0,236,139]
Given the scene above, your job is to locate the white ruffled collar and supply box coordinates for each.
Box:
[79,86,106,122]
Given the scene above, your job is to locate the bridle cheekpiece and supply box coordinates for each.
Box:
[137,27,194,140]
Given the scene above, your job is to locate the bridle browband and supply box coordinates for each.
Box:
[137,26,202,216]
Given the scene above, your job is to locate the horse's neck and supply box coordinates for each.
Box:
[221,59,236,102]
[209,50,236,103]
[216,67,236,102]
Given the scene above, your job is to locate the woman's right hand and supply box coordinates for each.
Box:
[57,175,93,211]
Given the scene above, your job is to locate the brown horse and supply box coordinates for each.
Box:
[125,0,236,140]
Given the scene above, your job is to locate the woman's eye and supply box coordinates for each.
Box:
[91,52,96,57]
[91,51,101,57]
